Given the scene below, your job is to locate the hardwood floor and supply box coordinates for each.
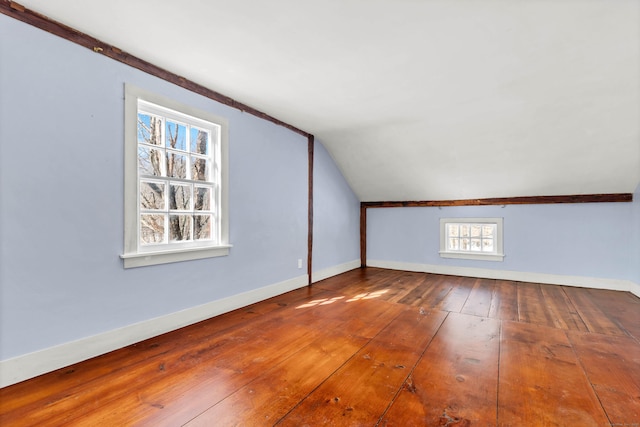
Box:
[1,268,639,426]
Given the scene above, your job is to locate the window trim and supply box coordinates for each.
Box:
[439,217,504,261]
[121,84,230,268]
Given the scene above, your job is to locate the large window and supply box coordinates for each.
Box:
[121,85,230,268]
[439,218,504,261]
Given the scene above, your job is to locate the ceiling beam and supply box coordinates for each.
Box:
[0,0,311,138]
[362,193,633,208]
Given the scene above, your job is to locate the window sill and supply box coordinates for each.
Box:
[121,244,232,268]
[439,251,504,262]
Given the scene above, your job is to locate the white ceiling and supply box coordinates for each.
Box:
[17,0,640,201]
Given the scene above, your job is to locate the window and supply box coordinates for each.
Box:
[121,85,230,268]
[439,218,504,261]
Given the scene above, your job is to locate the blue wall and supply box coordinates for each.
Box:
[0,15,359,361]
[632,183,640,284]
[368,195,639,283]
[313,141,360,274]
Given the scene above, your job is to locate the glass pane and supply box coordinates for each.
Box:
[166,152,187,178]
[166,121,187,151]
[194,214,212,240]
[460,238,470,251]
[140,181,165,210]
[169,215,192,241]
[191,157,209,181]
[482,238,494,252]
[140,214,165,244]
[190,128,210,155]
[138,146,163,176]
[482,225,495,238]
[447,224,459,237]
[471,238,482,251]
[169,184,191,210]
[194,186,211,210]
[448,237,459,250]
[138,113,162,146]
[460,224,470,237]
[470,225,482,237]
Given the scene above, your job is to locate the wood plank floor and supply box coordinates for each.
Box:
[1,268,639,426]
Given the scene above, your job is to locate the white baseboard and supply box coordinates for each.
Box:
[367,260,640,298]
[312,259,360,283]
[0,274,308,388]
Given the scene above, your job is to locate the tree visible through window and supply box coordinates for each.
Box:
[137,106,218,247]
[446,223,496,253]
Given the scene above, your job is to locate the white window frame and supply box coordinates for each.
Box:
[439,217,504,261]
[121,84,231,268]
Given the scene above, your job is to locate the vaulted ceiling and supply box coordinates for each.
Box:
[16,0,640,201]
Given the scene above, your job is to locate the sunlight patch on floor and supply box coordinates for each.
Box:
[296,296,346,309]
[346,289,389,302]
[295,289,390,309]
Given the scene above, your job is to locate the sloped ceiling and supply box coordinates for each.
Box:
[15,0,640,201]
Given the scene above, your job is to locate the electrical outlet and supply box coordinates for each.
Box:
[297,259,302,269]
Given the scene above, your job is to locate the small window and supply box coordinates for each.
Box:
[439,218,504,261]
[121,85,230,268]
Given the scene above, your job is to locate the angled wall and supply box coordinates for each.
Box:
[0,14,357,386]
[632,183,640,285]
[312,141,360,281]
